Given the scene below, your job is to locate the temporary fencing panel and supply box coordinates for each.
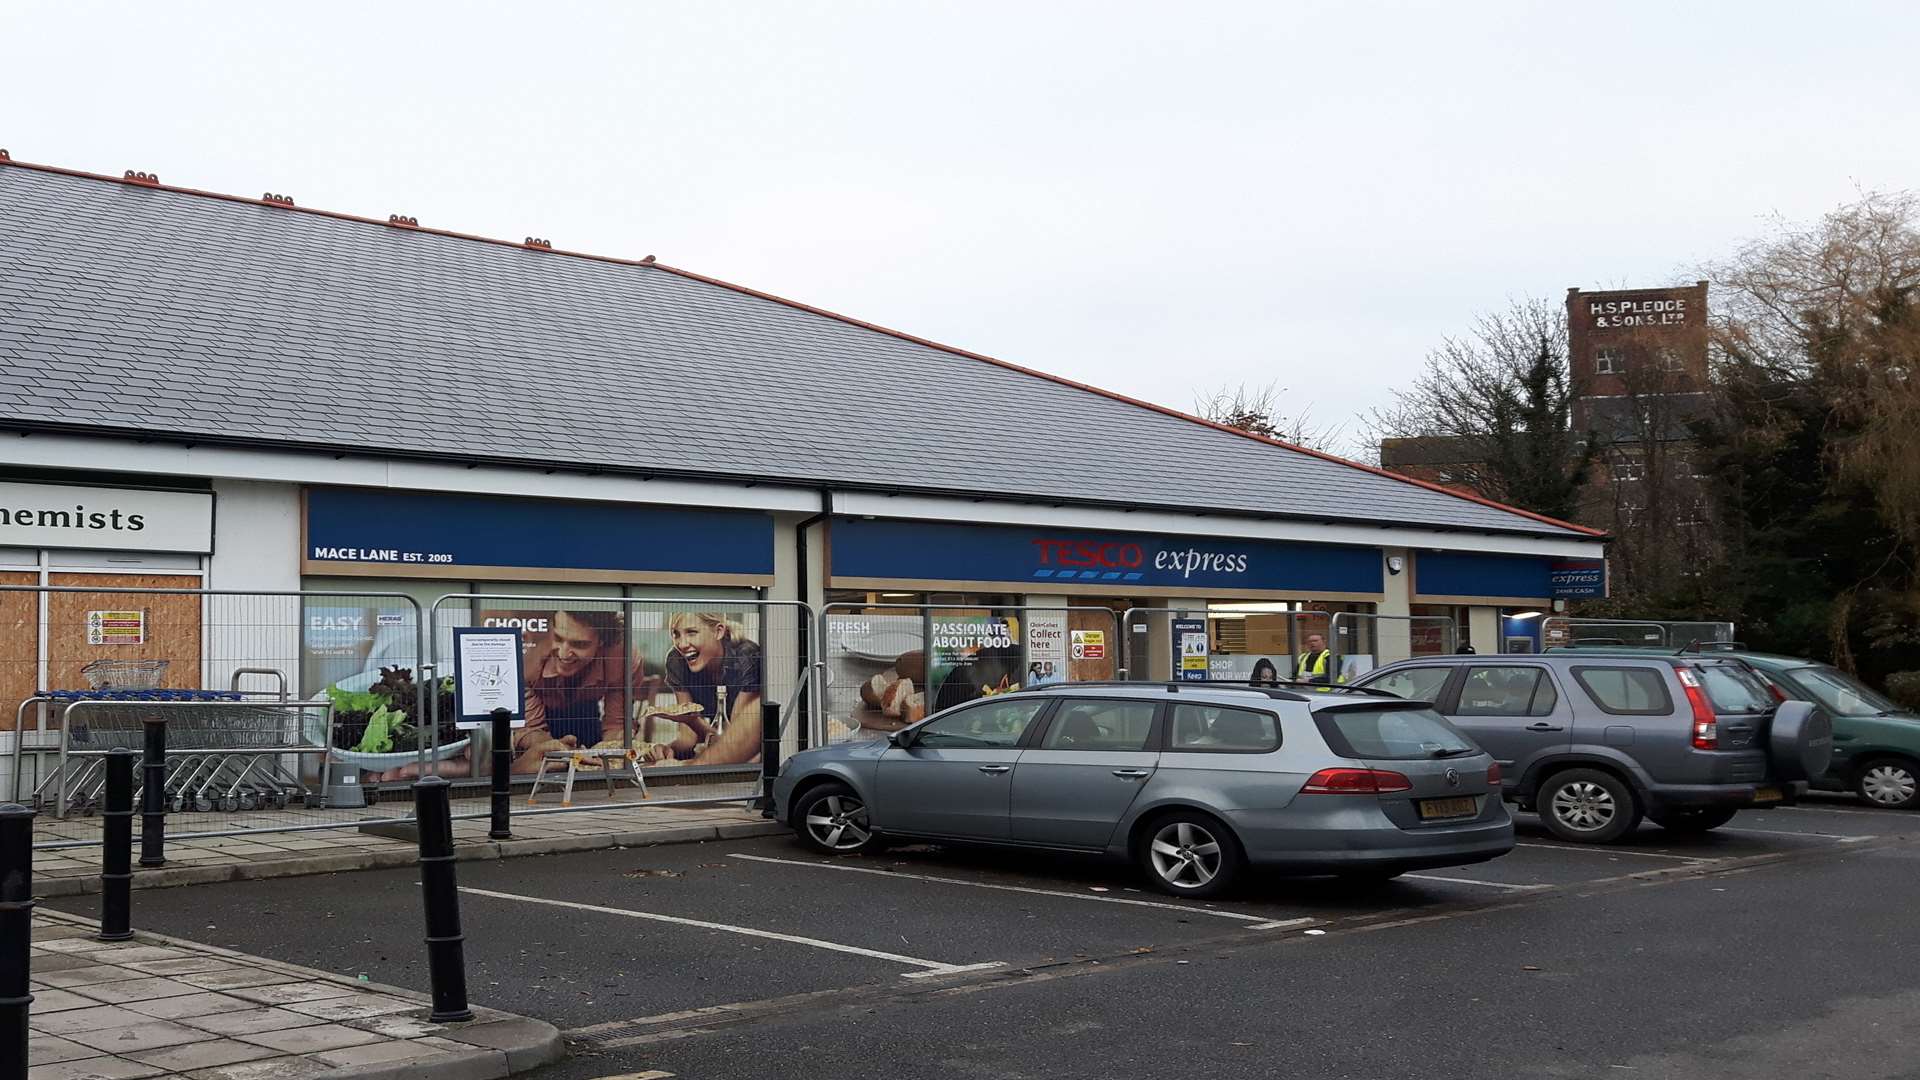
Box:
[816,603,1122,746]
[3,586,430,847]
[1539,617,1735,650]
[426,594,816,812]
[1118,606,1336,683]
[1330,612,1458,680]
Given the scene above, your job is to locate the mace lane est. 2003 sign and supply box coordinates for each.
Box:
[303,487,776,581]
[828,517,1383,595]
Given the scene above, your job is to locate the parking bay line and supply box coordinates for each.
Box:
[726,852,1316,930]
[1514,842,1718,862]
[1400,873,1552,891]
[458,886,1005,979]
[1716,826,1878,843]
[1777,805,1916,821]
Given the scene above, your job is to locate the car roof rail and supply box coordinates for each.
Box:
[1019,680,1309,702]
[1676,639,1747,655]
[1268,679,1404,698]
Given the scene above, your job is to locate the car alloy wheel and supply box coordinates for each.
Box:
[1860,763,1918,808]
[1148,820,1223,890]
[804,794,873,851]
[1549,780,1616,833]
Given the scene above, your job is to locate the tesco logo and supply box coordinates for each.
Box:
[1032,539,1145,569]
[1033,537,1251,580]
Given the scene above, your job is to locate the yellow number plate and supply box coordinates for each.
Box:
[1417,796,1478,820]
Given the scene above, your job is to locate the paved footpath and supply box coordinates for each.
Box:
[33,801,783,897]
[26,906,563,1080]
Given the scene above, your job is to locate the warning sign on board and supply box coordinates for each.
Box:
[1070,629,1106,660]
[87,610,147,645]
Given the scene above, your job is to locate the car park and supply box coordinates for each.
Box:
[1547,646,1920,811]
[772,681,1514,897]
[1353,654,1832,843]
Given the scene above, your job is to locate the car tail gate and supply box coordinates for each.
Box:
[1681,661,1776,751]
[1308,704,1496,829]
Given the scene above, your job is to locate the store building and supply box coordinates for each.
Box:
[0,153,1607,757]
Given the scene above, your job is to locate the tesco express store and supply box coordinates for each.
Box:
[0,154,1609,777]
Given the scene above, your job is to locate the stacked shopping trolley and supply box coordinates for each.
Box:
[23,659,332,818]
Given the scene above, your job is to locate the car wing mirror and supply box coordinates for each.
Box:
[887,730,909,748]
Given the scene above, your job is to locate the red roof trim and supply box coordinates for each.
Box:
[0,154,1604,540]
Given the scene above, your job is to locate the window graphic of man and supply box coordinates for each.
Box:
[375,608,653,780]
[645,612,765,766]
[518,609,652,760]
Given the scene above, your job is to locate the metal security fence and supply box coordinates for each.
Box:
[1330,612,1458,680]
[1118,606,1335,683]
[1539,617,1735,650]
[2,585,431,847]
[7,586,809,850]
[817,603,1123,746]
[425,594,815,809]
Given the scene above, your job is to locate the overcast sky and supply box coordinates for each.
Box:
[7,1,1917,456]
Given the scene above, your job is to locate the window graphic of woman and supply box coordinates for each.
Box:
[645,612,765,766]
[1249,657,1280,687]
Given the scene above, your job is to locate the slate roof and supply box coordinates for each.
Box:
[0,159,1600,539]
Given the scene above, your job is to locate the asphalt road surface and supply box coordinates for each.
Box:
[50,796,1920,1080]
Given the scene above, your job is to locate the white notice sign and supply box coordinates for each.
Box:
[453,627,525,728]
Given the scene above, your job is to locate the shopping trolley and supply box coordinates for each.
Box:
[44,693,332,818]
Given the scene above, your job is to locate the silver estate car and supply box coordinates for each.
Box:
[772,682,1514,897]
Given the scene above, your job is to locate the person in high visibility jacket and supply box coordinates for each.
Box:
[1297,633,1334,685]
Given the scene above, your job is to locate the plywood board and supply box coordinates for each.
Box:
[46,574,202,698]
[0,571,38,733]
[1068,607,1118,682]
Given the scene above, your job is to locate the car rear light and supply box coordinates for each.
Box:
[1486,762,1502,785]
[1301,767,1413,794]
[1675,666,1717,750]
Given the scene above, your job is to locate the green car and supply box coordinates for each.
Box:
[1546,646,1920,810]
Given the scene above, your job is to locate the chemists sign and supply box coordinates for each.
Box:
[0,481,213,554]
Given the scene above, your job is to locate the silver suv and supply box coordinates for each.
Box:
[1354,655,1832,843]
[773,682,1514,897]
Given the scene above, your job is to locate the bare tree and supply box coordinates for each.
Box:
[1581,329,1717,603]
[1708,190,1920,546]
[1195,381,1346,452]
[1366,298,1593,522]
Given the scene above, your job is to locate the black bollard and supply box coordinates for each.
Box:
[488,708,512,841]
[759,703,781,816]
[139,717,167,868]
[99,749,135,942]
[1,803,35,1080]
[414,776,473,1023]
